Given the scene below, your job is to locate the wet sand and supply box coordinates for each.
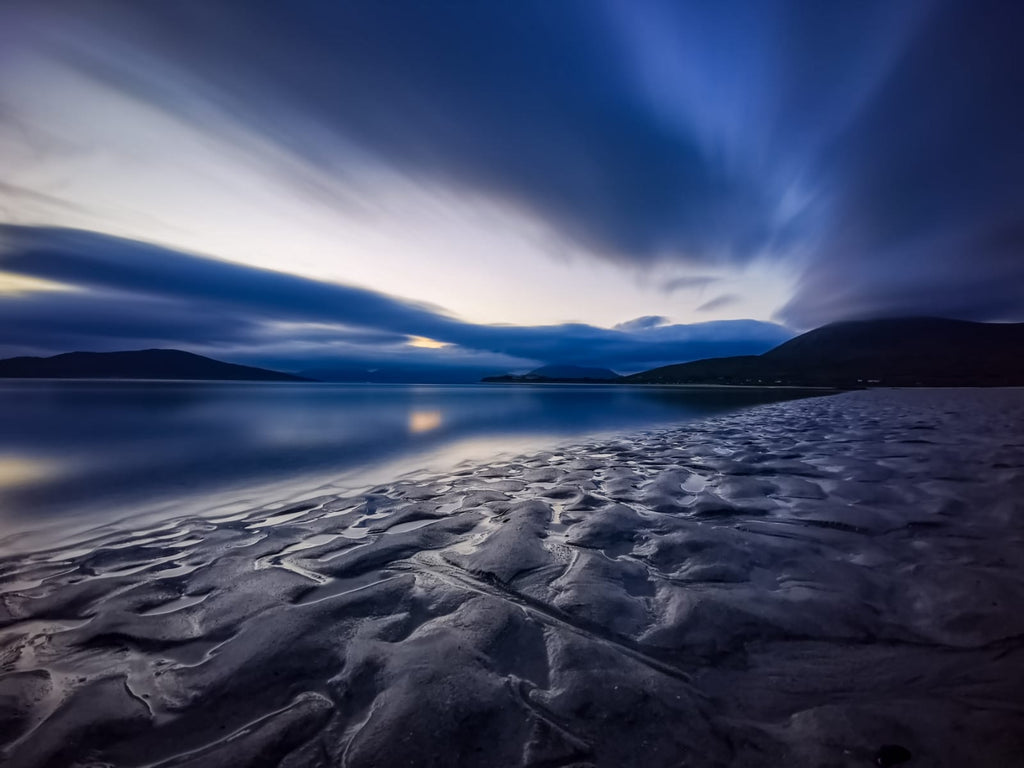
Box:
[1,388,1023,767]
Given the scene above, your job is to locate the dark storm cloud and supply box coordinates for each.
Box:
[0,226,791,372]
[4,0,785,264]
[777,0,1024,326]
[4,0,1022,327]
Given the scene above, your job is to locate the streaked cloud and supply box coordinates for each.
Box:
[661,276,721,294]
[1,0,1021,344]
[696,294,742,313]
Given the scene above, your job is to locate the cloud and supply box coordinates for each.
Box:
[775,0,1024,327]
[3,1,1021,327]
[0,226,792,373]
[0,0,790,268]
[613,316,669,332]
[696,294,741,313]
[661,276,721,293]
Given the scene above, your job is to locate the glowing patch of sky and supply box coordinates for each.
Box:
[0,271,78,296]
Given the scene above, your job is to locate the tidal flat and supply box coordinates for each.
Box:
[1,389,1023,767]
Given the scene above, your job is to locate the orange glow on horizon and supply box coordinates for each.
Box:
[407,336,448,349]
[0,272,80,296]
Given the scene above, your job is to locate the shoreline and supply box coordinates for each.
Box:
[2,388,1023,766]
[482,380,845,391]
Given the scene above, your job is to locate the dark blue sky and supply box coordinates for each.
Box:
[0,0,1021,375]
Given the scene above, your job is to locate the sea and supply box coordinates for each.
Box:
[0,380,814,546]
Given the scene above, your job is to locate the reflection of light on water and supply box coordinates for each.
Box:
[408,410,442,433]
[0,456,56,489]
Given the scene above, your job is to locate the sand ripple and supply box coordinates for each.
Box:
[2,389,1024,766]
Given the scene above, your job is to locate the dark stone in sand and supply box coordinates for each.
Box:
[876,743,912,766]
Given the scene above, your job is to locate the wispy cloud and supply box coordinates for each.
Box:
[661,276,721,294]
[696,294,741,313]
[2,0,1021,330]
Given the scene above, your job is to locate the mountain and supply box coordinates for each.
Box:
[0,350,310,382]
[482,364,621,383]
[299,363,506,384]
[530,365,620,379]
[627,318,1024,387]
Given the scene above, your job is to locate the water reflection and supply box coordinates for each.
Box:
[408,409,443,434]
[0,381,824,537]
[0,456,57,490]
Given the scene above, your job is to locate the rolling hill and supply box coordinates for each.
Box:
[0,349,310,382]
[482,364,621,383]
[626,318,1024,387]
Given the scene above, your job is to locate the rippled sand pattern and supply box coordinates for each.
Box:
[2,389,1024,767]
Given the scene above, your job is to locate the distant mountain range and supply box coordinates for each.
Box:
[299,363,505,384]
[4,318,1022,386]
[625,317,1024,387]
[0,350,309,382]
[482,364,621,383]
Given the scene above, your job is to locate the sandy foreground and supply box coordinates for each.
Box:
[1,389,1023,767]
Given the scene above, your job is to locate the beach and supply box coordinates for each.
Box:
[2,388,1023,767]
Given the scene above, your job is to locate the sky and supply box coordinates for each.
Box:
[0,0,1021,377]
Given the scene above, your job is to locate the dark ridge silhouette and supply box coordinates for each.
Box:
[626,318,1024,387]
[483,364,622,383]
[531,365,620,379]
[0,349,310,381]
[299,363,503,384]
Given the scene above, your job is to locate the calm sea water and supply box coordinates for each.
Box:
[0,381,818,542]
